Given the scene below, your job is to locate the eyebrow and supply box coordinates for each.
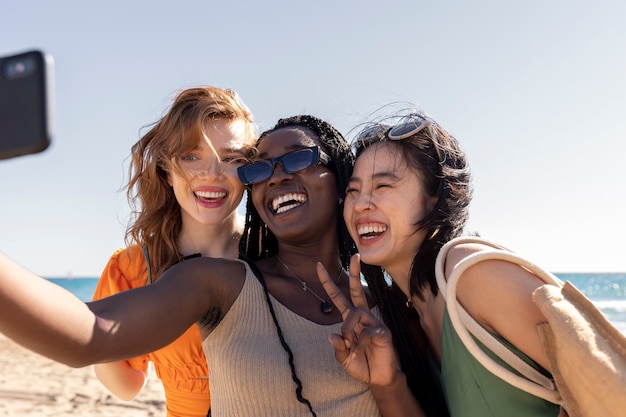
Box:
[349,171,401,183]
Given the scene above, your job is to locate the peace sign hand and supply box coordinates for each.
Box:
[317,254,400,387]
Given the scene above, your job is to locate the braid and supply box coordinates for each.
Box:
[239,115,356,415]
[239,192,277,260]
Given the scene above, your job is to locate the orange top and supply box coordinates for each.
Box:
[93,246,210,417]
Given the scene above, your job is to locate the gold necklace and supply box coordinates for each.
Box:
[277,256,344,314]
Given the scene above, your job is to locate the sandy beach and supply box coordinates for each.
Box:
[0,333,166,416]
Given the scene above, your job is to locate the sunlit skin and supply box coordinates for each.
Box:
[343,143,435,295]
[93,118,253,403]
[250,127,349,325]
[250,128,339,246]
[337,141,551,371]
[168,119,250,254]
[0,124,431,417]
[317,254,425,416]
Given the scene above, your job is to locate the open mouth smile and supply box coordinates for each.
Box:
[357,223,387,240]
[271,192,307,214]
[195,190,226,203]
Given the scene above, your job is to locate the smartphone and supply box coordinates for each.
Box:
[0,50,54,160]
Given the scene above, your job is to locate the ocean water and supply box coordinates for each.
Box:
[47,277,100,303]
[47,273,626,335]
[555,273,626,335]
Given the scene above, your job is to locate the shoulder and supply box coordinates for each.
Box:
[441,238,553,369]
[94,246,148,300]
[172,256,249,276]
[162,257,249,329]
[442,239,547,332]
[114,245,146,270]
[163,257,248,296]
[443,241,499,281]
[443,239,545,292]
[107,246,147,280]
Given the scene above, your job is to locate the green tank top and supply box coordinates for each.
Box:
[440,308,560,417]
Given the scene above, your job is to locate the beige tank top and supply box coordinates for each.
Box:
[202,261,381,416]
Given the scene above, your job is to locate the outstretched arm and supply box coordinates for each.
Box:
[0,253,99,366]
[0,253,239,368]
[317,254,426,417]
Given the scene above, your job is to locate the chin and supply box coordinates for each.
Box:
[357,251,385,268]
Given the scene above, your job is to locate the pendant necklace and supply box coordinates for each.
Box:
[277,256,343,314]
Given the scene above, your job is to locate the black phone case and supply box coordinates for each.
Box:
[0,50,53,160]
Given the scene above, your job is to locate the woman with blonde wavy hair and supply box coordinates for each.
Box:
[92,86,257,417]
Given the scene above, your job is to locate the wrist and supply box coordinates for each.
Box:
[369,368,407,392]
[369,370,425,417]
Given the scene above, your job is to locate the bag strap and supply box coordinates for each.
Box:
[435,236,563,404]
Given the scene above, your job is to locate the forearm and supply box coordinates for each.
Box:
[370,370,426,417]
[1,253,222,368]
[94,361,150,400]
[0,253,181,367]
[0,253,99,367]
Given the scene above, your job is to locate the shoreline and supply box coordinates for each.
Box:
[0,333,166,416]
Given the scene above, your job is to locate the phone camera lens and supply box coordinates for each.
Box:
[2,56,36,79]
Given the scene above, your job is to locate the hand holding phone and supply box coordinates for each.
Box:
[0,50,54,160]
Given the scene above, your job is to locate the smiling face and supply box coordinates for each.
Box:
[250,127,339,244]
[344,142,436,279]
[167,118,250,229]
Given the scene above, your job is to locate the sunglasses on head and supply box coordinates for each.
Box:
[355,114,443,162]
[237,145,331,185]
[356,114,431,144]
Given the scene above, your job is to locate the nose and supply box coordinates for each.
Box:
[351,190,374,213]
[267,161,293,186]
[195,157,222,178]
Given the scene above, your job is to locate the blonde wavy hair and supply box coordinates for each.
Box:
[126,86,257,279]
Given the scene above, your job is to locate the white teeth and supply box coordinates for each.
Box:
[272,193,307,213]
[357,224,387,237]
[196,191,226,199]
[276,203,300,214]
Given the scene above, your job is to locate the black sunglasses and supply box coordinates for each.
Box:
[237,145,331,185]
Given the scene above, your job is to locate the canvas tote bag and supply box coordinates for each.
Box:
[435,236,626,417]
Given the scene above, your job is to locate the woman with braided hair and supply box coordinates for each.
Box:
[0,115,438,416]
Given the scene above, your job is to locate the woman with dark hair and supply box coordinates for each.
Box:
[0,115,432,416]
[318,109,561,417]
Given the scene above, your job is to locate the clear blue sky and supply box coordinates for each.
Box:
[2,0,625,277]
